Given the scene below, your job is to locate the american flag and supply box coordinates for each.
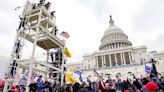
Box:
[60,31,70,39]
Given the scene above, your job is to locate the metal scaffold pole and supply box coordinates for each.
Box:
[26,29,39,92]
[61,47,65,85]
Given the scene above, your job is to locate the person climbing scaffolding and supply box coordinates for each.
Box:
[45,2,51,10]
[38,0,46,6]
[51,11,56,19]
[10,60,17,78]
[50,52,54,62]
[17,15,27,31]
[51,26,58,36]
[15,40,22,59]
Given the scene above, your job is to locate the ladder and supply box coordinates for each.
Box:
[3,20,29,92]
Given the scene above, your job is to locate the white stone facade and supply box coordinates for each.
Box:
[83,45,148,70]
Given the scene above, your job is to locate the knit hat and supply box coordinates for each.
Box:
[145,82,158,91]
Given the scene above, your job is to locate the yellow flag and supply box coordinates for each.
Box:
[65,73,77,84]
[64,47,71,57]
[69,67,76,72]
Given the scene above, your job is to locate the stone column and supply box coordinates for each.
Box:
[122,43,124,47]
[119,42,120,48]
[120,53,123,65]
[101,56,104,66]
[114,43,117,48]
[96,56,98,68]
[123,52,126,65]
[111,44,113,49]
[129,52,132,64]
[118,42,120,48]
[103,55,106,66]
[109,44,111,49]
[117,43,119,48]
[115,53,118,66]
[131,51,134,63]
[109,54,112,67]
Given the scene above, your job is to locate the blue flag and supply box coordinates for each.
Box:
[73,68,83,82]
[145,64,152,73]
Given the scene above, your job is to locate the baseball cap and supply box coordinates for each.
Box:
[145,82,158,91]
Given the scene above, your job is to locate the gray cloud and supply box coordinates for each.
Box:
[146,34,164,51]
[0,0,23,57]
[78,0,109,19]
[0,0,21,36]
[131,0,164,33]
[130,0,164,51]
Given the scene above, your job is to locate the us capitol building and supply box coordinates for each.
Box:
[68,15,164,81]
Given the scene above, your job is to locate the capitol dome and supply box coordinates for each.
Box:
[99,15,132,50]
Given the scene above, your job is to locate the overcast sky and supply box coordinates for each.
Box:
[0,0,164,64]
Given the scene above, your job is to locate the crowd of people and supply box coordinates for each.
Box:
[64,75,164,92]
[0,74,164,92]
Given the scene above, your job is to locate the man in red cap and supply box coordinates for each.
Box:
[145,82,158,92]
